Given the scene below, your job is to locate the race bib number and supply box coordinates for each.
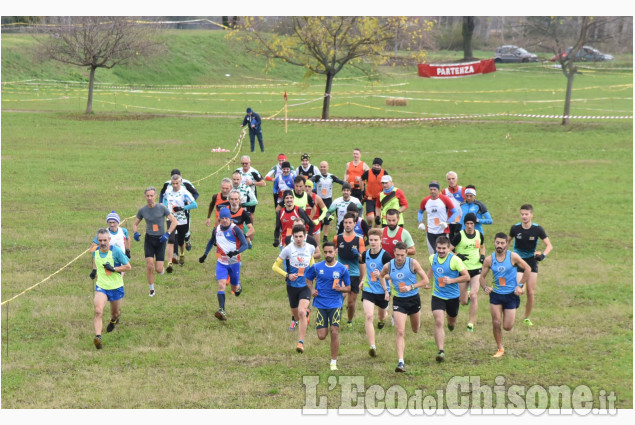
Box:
[438,277,445,288]
[332,278,341,289]
[398,282,406,292]
[297,267,305,277]
[152,224,159,232]
[498,277,506,287]
[434,218,440,226]
[475,239,481,248]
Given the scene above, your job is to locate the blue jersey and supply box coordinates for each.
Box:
[491,251,519,295]
[389,257,419,298]
[362,249,392,294]
[429,253,464,300]
[305,261,351,309]
[460,201,493,235]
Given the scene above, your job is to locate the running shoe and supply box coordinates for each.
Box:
[436,351,445,362]
[330,363,338,371]
[248,241,253,249]
[346,321,353,330]
[395,361,406,373]
[179,255,185,266]
[369,347,377,357]
[234,285,242,297]
[93,336,102,349]
[493,349,505,358]
[306,307,311,325]
[215,308,227,321]
[289,320,299,331]
[448,324,455,331]
[296,342,304,353]
[166,265,173,274]
[523,318,534,326]
[149,289,155,297]
[106,318,119,333]
[466,323,474,332]
[186,241,192,251]
[172,256,179,264]
[377,321,385,330]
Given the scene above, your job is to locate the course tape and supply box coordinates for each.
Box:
[0,131,245,307]
[265,113,633,122]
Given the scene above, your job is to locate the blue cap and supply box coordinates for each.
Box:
[246,107,253,113]
[219,207,231,219]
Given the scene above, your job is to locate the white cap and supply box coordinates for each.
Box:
[380,175,392,183]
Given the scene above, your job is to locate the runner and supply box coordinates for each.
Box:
[272,224,316,353]
[198,207,249,321]
[361,157,388,227]
[450,213,485,332]
[132,186,177,297]
[508,204,553,326]
[91,228,131,349]
[480,232,531,357]
[304,242,351,371]
[344,148,369,202]
[334,212,366,330]
[359,228,393,357]
[379,242,429,372]
[426,236,470,362]
[310,161,345,243]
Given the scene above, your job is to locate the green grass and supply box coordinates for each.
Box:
[1,30,633,410]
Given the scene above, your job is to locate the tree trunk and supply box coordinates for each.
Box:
[562,67,575,125]
[462,17,475,61]
[321,71,334,120]
[86,65,96,114]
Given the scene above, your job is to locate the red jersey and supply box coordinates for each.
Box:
[381,226,403,258]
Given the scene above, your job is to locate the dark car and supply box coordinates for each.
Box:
[551,46,614,62]
[494,45,539,63]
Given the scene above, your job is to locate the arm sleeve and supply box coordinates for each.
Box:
[184,182,199,200]
[299,208,315,234]
[112,247,129,266]
[272,257,288,278]
[204,231,217,256]
[274,211,282,240]
[234,228,249,253]
[122,228,129,239]
[332,175,345,185]
[451,233,461,247]
[241,116,248,126]
[480,211,493,225]
[417,209,424,223]
[159,182,169,204]
[183,193,198,210]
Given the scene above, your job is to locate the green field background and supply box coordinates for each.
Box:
[1,30,633,409]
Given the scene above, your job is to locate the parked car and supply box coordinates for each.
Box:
[494,45,539,63]
[551,46,614,62]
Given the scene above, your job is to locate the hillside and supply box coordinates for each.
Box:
[0,30,369,85]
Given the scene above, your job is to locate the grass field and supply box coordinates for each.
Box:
[1,30,633,411]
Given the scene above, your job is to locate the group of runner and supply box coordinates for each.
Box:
[89,148,552,374]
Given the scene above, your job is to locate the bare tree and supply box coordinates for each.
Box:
[524,16,619,124]
[35,17,165,114]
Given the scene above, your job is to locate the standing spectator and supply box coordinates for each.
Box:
[241,107,264,152]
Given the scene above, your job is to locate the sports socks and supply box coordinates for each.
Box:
[217,291,226,309]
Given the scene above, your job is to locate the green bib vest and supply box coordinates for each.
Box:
[94,248,124,290]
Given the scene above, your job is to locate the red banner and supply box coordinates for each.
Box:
[418,59,496,78]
